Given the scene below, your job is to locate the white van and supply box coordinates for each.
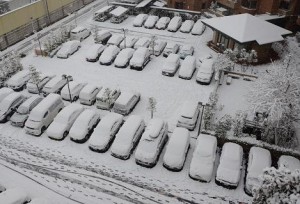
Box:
[112,91,140,115]
[5,69,31,91]
[25,93,64,136]
[70,26,91,41]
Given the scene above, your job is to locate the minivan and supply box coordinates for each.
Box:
[70,26,91,41]
[112,91,140,115]
[25,93,64,136]
[0,92,25,123]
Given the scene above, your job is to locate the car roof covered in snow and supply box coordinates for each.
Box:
[2,92,22,102]
[71,26,86,32]
[19,95,42,108]
[165,127,190,154]
[44,76,63,87]
[135,37,150,46]
[278,155,300,171]
[166,53,180,62]
[114,91,138,106]
[248,146,271,177]
[110,6,128,17]
[195,134,217,157]
[97,30,111,36]
[146,118,164,139]
[108,35,123,43]
[180,100,199,118]
[182,56,195,64]
[80,84,100,95]
[7,69,30,83]
[116,115,143,137]
[73,109,97,127]
[221,143,243,161]
[97,112,123,129]
[55,103,83,122]
[0,188,29,203]
[0,87,13,98]
[30,94,62,119]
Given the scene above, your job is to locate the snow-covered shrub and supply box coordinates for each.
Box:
[233,111,247,137]
[202,92,219,131]
[215,114,232,138]
[28,65,41,94]
[248,54,300,147]
[0,51,23,86]
[147,97,157,119]
[253,166,300,204]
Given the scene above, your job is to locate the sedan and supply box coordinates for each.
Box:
[57,40,81,58]
[179,45,194,59]
[180,20,195,33]
[85,44,106,62]
[114,48,135,68]
[156,17,170,30]
[177,100,200,130]
[89,112,124,152]
[189,134,217,182]
[27,74,55,94]
[99,45,120,65]
[111,115,145,160]
[107,34,124,46]
[133,14,148,27]
[144,15,159,29]
[163,127,190,171]
[47,104,84,140]
[178,56,196,80]
[61,81,87,101]
[119,36,138,49]
[135,118,168,168]
[70,109,100,143]
[216,143,243,188]
[130,47,151,71]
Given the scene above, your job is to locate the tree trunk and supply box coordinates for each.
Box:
[151,110,153,119]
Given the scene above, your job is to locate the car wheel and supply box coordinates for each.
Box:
[73,96,78,101]
[67,54,70,58]
[63,131,68,138]
[41,126,46,134]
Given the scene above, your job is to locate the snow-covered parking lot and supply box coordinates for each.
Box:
[0,13,253,204]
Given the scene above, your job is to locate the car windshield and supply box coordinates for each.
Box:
[0,101,10,112]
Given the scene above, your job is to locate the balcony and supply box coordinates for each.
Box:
[217,0,237,9]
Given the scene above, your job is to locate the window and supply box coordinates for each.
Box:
[175,2,183,9]
[241,0,257,9]
[279,0,291,10]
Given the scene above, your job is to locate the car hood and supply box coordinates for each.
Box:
[111,142,130,156]
[89,131,111,148]
[190,159,214,181]
[10,113,28,123]
[70,127,87,140]
[47,123,67,137]
[216,166,240,185]
[163,154,184,168]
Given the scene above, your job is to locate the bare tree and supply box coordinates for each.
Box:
[29,65,42,95]
[147,97,157,119]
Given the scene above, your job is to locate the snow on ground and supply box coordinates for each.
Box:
[0,11,254,204]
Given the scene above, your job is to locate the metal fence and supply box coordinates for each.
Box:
[0,0,95,51]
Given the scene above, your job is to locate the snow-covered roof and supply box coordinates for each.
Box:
[195,134,217,157]
[180,101,199,118]
[201,14,292,45]
[95,5,113,15]
[80,84,99,95]
[114,91,136,106]
[110,6,128,17]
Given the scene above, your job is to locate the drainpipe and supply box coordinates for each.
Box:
[43,0,51,25]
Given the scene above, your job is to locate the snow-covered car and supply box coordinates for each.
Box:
[133,14,148,27]
[130,47,151,70]
[144,15,159,29]
[189,134,217,182]
[61,81,87,101]
[94,30,112,44]
[85,44,106,62]
[112,91,140,115]
[216,143,243,188]
[179,45,194,59]
[89,112,124,152]
[29,198,52,204]
[70,26,91,41]
[278,155,300,171]
[95,87,121,110]
[191,19,205,35]
[70,109,100,143]
[245,147,272,196]
[180,20,195,33]
[156,17,170,30]
[150,40,167,56]
[5,69,31,91]
[99,45,120,65]
[47,103,84,140]
[107,34,124,46]
[10,95,43,127]
[57,40,81,59]
[42,75,72,96]
[114,48,135,68]
[27,74,55,94]
[167,16,182,32]
[133,37,150,49]
[111,115,145,160]
[196,58,214,85]
[94,5,114,22]
[163,42,180,57]
[119,36,138,49]
[25,94,64,136]
[162,53,180,76]
[177,100,200,130]
[178,56,196,80]
[0,188,31,204]
[79,85,101,105]
[163,127,190,171]
[135,118,168,168]
[0,87,13,102]
[0,92,25,123]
